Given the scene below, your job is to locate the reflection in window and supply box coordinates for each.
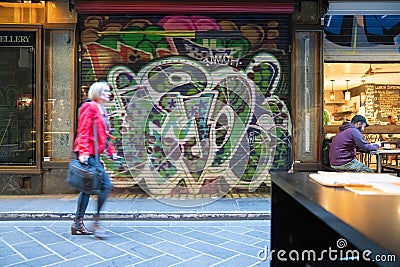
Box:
[0,47,35,165]
[44,29,74,161]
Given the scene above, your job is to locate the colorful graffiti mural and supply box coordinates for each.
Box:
[79,14,292,199]
[324,15,400,59]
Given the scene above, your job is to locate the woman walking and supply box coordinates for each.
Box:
[71,81,117,239]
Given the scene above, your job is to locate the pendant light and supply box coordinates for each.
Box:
[330,80,335,101]
[344,79,351,101]
[360,79,366,103]
[360,92,366,102]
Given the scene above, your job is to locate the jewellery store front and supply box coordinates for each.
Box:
[0,1,77,194]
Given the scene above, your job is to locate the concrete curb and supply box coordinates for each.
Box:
[0,212,271,221]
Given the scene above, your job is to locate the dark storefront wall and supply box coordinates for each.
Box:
[76,1,293,196]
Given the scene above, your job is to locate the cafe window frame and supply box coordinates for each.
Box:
[293,30,323,165]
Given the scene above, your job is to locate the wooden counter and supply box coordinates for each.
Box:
[324,124,400,134]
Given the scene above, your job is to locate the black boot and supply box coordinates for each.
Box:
[71,218,93,235]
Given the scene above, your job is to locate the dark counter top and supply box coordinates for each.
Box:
[271,171,400,260]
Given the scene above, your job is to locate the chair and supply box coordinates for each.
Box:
[362,134,381,167]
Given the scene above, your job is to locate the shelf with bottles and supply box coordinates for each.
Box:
[333,111,352,115]
[325,101,346,105]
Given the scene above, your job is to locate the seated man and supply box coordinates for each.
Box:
[329,115,381,172]
[382,115,400,141]
[388,115,398,125]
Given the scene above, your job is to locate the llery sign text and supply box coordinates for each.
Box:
[0,31,35,47]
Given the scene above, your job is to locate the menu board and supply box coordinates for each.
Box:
[365,84,400,122]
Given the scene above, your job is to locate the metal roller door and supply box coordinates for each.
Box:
[78,13,292,197]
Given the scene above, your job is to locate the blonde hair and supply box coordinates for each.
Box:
[88,81,110,100]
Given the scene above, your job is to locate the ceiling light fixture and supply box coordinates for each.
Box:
[345,79,351,101]
[330,80,335,101]
[360,92,366,102]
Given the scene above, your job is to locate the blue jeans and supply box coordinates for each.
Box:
[75,155,113,219]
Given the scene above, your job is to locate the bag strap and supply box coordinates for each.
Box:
[93,117,100,167]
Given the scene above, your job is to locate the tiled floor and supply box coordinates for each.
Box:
[0,220,271,267]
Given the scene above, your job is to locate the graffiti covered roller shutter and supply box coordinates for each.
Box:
[79,14,291,197]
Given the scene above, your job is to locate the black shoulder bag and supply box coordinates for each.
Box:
[66,118,102,195]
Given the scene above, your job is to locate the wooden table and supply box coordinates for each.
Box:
[271,171,400,266]
[370,149,400,173]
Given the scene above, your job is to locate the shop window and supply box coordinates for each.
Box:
[44,29,75,161]
[0,1,76,24]
[0,31,36,165]
[0,1,45,24]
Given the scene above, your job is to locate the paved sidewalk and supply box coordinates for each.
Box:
[0,220,271,267]
[0,194,271,220]
[0,195,271,266]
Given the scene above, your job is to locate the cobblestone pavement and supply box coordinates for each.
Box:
[0,220,270,267]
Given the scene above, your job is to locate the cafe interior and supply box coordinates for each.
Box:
[324,62,400,126]
[324,62,400,170]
